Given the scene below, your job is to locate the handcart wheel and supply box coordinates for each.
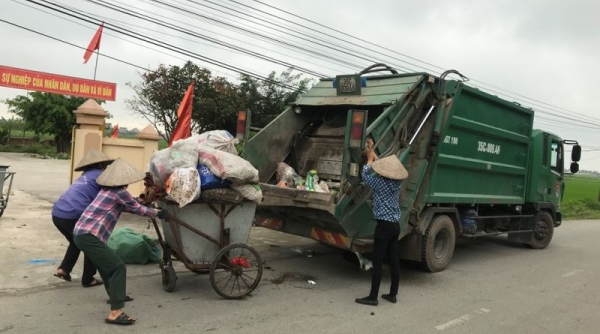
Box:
[162,266,177,292]
[210,243,263,299]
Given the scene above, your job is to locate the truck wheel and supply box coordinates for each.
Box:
[527,211,554,249]
[421,215,455,273]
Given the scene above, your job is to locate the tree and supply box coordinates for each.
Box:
[126,61,313,141]
[126,61,245,141]
[3,93,92,153]
[0,116,25,145]
[239,69,312,128]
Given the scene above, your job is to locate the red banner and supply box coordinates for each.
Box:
[0,65,116,101]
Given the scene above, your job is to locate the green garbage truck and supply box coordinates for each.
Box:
[236,63,582,272]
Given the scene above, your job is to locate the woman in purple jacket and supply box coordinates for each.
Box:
[51,150,114,287]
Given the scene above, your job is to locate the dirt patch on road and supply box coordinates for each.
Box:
[271,271,316,285]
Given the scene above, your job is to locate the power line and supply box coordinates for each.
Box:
[138,0,364,70]
[184,0,416,73]
[78,0,328,78]
[9,0,243,81]
[194,1,600,127]
[246,0,600,123]
[74,0,600,129]
[8,0,600,134]
[23,0,302,90]
[0,18,152,73]
[93,0,350,74]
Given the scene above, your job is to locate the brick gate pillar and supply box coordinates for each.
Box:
[70,99,108,184]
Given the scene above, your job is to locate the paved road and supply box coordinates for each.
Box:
[0,154,598,333]
[0,152,70,202]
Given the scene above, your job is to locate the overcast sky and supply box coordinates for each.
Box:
[1,0,599,171]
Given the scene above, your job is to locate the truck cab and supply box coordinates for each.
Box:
[527,130,581,226]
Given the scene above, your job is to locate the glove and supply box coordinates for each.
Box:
[157,209,171,220]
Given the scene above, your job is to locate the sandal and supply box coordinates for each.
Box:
[82,278,104,288]
[105,313,135,325]
[106,295,134,304]
[53,272,72,282]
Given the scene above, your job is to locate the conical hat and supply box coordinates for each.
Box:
[96,159,145,187]
[371,155,408,180]
[74,149,114,171]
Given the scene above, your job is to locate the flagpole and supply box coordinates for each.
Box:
[93,49,99,80]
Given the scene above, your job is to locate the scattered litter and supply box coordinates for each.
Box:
[157,305,162,308]
[27,259,55,265]
[307,280,316,285]
[370,312,375,316]
[271,272,315,285]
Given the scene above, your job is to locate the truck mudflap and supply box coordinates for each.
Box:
[259,183,336,213]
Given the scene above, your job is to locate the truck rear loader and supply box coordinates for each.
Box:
[236,64,582,272]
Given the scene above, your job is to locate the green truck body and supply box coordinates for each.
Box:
[240,65,581,272]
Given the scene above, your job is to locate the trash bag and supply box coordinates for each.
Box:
[165,167,201,207]
[148,135,200,186]
[198,146,259,183]
[276,162,298,187]
[149,147,173,185]
[197,164,231,190]
[198,130,239,155]
[170,136,200,170]
[231,183,263,203]
[107,228,161,264]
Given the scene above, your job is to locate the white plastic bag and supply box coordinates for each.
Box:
[170,136,200,170]
[197,146,258,183]
[198,130,239,155]
[165,167,201,207]
[149,148,173,185]
[231,183,263,203]
[149,135,199,186]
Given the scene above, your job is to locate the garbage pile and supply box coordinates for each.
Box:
[275,162,340,195]
[148,130,262,207]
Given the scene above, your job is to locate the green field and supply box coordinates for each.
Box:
[562,175,600,219]
[564,176,600,202]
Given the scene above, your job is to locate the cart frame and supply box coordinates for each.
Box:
[149,197,263,299]
[0,168,16,218]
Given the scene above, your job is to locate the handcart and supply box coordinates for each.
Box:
[0,165,16,218]
[146,186,263,299]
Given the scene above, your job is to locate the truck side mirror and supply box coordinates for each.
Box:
[570,162,579,174]
[571,145,581,162]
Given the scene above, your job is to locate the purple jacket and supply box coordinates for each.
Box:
[52,169,102,219]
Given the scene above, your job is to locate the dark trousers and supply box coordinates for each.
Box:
[52,216,97,285]
[74,233,127,310]
[369,220,400,298]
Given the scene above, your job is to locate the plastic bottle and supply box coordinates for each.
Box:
[305,170,317,191]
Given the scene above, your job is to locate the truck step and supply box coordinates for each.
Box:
[462,229,532,238]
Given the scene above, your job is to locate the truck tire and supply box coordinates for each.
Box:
[527,211,554,249]
[421,215,455,273]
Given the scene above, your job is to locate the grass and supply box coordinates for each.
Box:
[563,176,600,202]
[0,143,70,159]
[13,131,53,141]
[562,175,600,219]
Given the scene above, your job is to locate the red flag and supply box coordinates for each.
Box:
[169,82,194,146]
[83,22,104,64]
[111,124,119,138]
